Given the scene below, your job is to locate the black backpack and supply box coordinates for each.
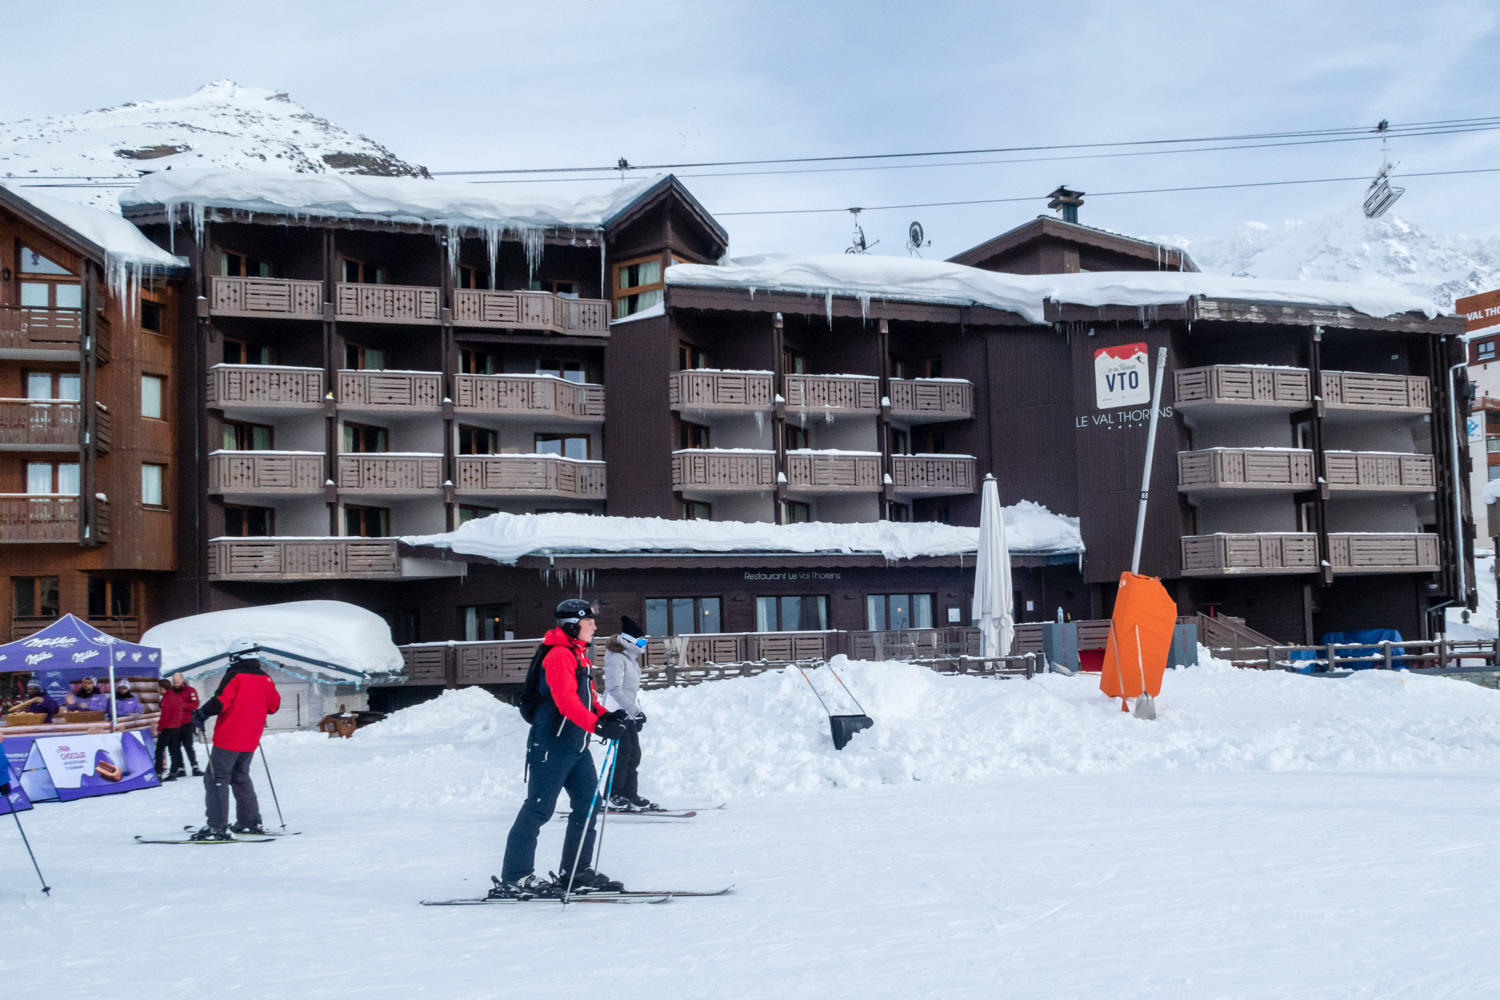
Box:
[518,643,589,725]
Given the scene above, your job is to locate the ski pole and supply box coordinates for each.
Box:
[591,738,622,874]
[562,739,617,905]
[9,807,51,896]
[258,745,286,832]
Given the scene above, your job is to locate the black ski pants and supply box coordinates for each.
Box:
[204,747,261,830]
[156,725,199,774]
[614,725,642,800]
[501,726,601,882]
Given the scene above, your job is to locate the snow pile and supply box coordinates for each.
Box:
[402,504,1084,564]
[667,252,1443,324]
[141,600,403,680]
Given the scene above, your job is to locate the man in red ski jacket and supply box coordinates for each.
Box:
[154,673,202,780]
[189,639,281,841]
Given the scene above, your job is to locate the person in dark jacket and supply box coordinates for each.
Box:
[111,682,144,717]
[64,677,109,713]
[492,599,633,899]
[155,673,202,780]
[190,640,281,841]
[10,682,59,723]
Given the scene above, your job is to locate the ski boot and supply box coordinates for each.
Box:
[190,766,204,777]
[487,874,560,901]
[629,795,664,812]
[556,868,624,893]
[168,769,187,781]
[230,822,269,836]
[159,771,177,783]
[188,825,232,842]
[608,794,640,812]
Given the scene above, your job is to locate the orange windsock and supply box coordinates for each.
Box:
[1099,572,1177,700]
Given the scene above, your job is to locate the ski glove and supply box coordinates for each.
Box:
[633,713,647,732]
[594,709,632,741]
[191,708,207,731]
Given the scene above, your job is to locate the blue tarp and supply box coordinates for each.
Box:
[1289,629,1406,673]
[0,615,161,701]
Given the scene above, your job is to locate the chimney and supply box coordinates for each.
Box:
[1048,186,1084,224]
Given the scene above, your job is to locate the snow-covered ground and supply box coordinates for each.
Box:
[7,656,1500,998]
[1447,548,1497,640]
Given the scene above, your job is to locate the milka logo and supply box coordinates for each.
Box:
[90,635,119,646]
[23,636,77,648]
[72,649,100,663]
[25,651,54,665]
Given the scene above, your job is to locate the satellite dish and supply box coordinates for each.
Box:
[909,221,924,246]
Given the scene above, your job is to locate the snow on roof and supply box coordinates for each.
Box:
[2,184,184,270]
[402,505,1083,565]
[141,601,403,682]
[665,253,1443,324]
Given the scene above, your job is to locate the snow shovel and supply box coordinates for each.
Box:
[799,665,873,750]
[1132,625,1157,721]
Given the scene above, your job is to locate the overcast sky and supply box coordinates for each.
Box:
[4,0,1498,259]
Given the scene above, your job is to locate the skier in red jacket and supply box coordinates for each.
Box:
[189,639,282,841]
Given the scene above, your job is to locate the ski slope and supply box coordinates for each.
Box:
[6,656,1500,998]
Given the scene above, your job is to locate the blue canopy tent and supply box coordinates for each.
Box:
[0,615,162,727]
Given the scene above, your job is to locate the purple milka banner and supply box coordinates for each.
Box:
[25,731,159,802]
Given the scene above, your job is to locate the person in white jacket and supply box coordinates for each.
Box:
[603,615,660,812]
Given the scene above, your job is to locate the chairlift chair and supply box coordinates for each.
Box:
[1363,119,1405,219]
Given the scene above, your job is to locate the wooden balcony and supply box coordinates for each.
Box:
[337,454,442,493]
[1174,365,1312,413]
[454,374,604,421]
[0,494,107,543]
[207,365,325,410]
[0,306,84,357]
[785,450,882,492]
[671,449,775,491]
[0,400,82,451]
[1181,534,1319,577]
[452,289,610,336]
[1328,532,1440,573]
[1320,371,1431,414]
[454,455,605,499]
[208,276,323,319]
[337,370,442,411]
[206,537,402,581]
[890,454,978,495]
[335,282,439,325]
[208,451,325,495]
[889,378,973,422]
[669,370,773,412]
[784,374,879,412]
[1177,448,1314,495]
[1324,452,1436,493]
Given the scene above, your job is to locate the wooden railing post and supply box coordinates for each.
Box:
[1383,642,1394,670]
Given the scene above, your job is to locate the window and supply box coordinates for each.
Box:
[458,425,498,455]
[888,501,911,522]
[929,431,946,452]
[536,359,586,383]
[220,251,270,278]
[26,462,79,495]
[924,356,943,378]
[756,595,828,632]
[1488,437,1500,454]
[535,433,589,460]
[18,246,80,311]
[780,500,811,524]
[678,344,709,370]
[644,596,722,636]
[343,422,389,453]
[462,603,515,641]
[14,576,60,619]
[683,500,712,521]
[890,357,909,379]
[933,505,951,523]
[784,425,809,450]
[25,372,80,401]
[344,505,390,537]
[341,257,386,285]
[530,279,581,299]
[889,428,911,455]
[614,255,665,318]
[142,464,165,507]
[141,375,164,420]
[459,347,497,375]
[87,577,133,619]
[140,300,163,334]
[19,246,70,276]
[458,505,497,524]
[1489,466,1500,481]
[784,348,807,375]
[223,421,273,450]
[380,609,421,645]
[223,505,274,536]
[457,264,487,290]
[679,422,710,449]
[344,342,385,371]
[1481,340,1497,361]
[865,594,933,631]
[223,338,271,365]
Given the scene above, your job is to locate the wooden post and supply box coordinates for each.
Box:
[1383,642,1393,670]
[1326,642,1337,672]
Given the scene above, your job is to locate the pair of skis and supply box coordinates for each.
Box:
[135,826,300,845]
[556,803,724,820]
[420,886,733,906]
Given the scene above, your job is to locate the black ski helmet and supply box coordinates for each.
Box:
[555,598,598,638]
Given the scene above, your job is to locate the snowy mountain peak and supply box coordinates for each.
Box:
[0,81,428,211]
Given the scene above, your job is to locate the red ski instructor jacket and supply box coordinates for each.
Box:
[202,662,281,752]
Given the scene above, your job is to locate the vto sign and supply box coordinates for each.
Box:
[1095,343,1150,409]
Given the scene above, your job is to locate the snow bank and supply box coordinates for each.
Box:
[402,504,1083,564]
[666,252,1442,322]
[141,600,402,680]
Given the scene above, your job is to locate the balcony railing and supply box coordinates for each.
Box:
[1177,448,1314,493]
[337,370,442,410]
[207,365,325,410]
[0,399,82,450]
[208,276,323,319]
[0,306,83,355]
[337,454,442,493]
[1181,532,1440,577]
[1320,371,1432,413]
[455,455,606,499]
[0,494,107,543]
[1324,452,1436,492]
[785,450,882,492]
[889,378,974,422]
[1327,533,1440,573]
[452,289,610,336]
[208,451,325,494]
[206,537,402,581]
[890,454,978,495]
[454,374,604,421]
[1174,365,1312,410]
[335,282,440,325]
[671,449,775,491]
[668,370,774,412]
[784,374,880,412]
